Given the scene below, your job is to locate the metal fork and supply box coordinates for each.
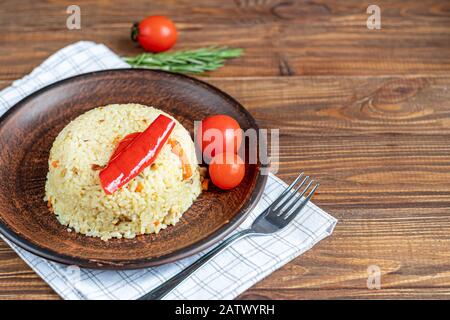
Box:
[139,172,318,300]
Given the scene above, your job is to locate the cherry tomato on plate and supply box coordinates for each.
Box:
[197,114,242,162]
[131,16,177,53]
[209,153,245,190]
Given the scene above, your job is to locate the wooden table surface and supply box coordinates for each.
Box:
[1,0,450,299]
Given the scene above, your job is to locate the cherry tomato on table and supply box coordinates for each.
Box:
[131,16,177,53]
[197,114,242,162]
[209,153,245,190]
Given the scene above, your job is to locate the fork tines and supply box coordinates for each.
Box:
[267,172,319,225]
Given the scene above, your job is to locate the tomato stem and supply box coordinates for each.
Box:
[131,22,139,42]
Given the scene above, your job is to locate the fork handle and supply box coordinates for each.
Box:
[138,229,254,300]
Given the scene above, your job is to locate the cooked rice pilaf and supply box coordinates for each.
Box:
[44,103,202,240]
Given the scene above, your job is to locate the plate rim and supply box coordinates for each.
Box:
[0,68,269,269]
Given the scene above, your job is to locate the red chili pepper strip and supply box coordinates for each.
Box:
[110,132,141,161]
[99,115,175,194]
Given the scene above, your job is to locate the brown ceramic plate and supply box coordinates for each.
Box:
[0,69,267,269]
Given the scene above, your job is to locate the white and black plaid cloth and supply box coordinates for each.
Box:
[0,41,337,300]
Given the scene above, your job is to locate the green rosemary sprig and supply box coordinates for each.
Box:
[123,47,243,74]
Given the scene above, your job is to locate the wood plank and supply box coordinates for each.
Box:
[1,74,450,299]
[0,0,449,80]
[209,75,450,299]
[0,242,58,299]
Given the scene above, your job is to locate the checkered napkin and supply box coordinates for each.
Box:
[0,41,337,300]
